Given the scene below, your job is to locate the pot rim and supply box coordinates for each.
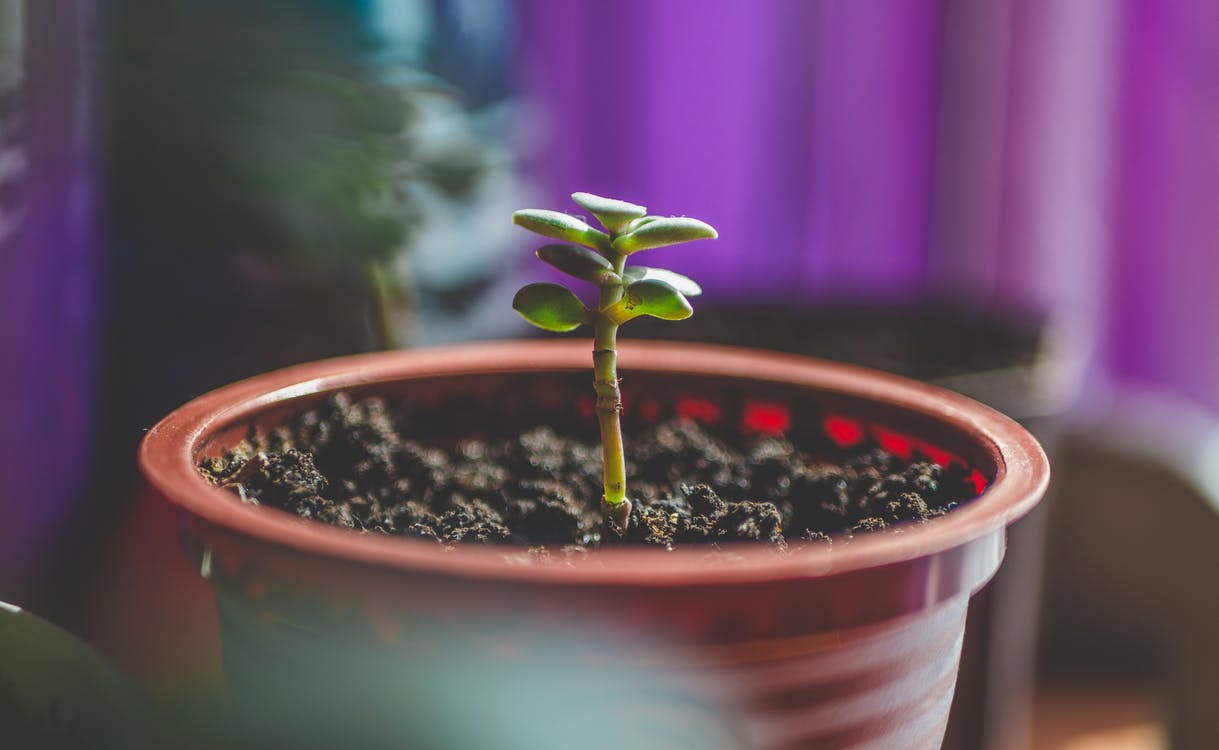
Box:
[138,340,1049,587]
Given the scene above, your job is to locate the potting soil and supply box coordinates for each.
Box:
[200,393,981,551]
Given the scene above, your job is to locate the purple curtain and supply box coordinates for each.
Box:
[0,1,99,605]
[1107,0,1219,411]
[515,0,1219,412]
[516,0,943,301]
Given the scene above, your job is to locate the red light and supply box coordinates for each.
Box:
[874,428,914,459]
[677,396,722,424]
[967,469,987,495]
[742,401,791,435]
[824,415,864,446]
[916,442,955,467]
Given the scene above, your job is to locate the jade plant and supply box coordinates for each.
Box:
[512,193,717,534]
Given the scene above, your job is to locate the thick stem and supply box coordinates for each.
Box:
[594,253,630,532]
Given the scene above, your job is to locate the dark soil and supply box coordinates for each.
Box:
[200,393,982,551]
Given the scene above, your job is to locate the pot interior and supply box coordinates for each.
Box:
[195,366,994,495]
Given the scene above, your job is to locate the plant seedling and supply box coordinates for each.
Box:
[512,193,717,534]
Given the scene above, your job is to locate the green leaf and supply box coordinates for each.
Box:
[603,279,693,324]
[621,266,702,296]
[512,283,588,332]
[0,605,151,748]
[537,244,619,285]
[612,216,718,254]
[609,215,711,253]
[571,192,647,234]
[513,209,610,252]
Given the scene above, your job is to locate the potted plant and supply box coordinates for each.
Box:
[138,194,1048,749]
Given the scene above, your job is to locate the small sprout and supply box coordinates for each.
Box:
[513,192,717,535]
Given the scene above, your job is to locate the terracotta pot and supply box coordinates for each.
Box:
[138,341,1048,749]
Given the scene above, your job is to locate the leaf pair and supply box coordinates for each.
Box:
[512,276,698,333]
[532,243,703,297]
[513,194,717,256]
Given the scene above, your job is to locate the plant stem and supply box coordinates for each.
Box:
[594,253,631,532]
[367,260,396,351]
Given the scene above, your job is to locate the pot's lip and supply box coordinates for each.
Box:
[139,340,1050,587]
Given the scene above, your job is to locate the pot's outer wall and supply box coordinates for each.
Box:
[210,569,970,749]
[139,341,1049,749]
[141,341,1047,589]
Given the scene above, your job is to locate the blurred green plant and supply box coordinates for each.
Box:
[0,603,150,749]
[105,1,487,349]
[512,193,717,533]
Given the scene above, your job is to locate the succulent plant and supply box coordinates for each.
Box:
[512,193,717,533]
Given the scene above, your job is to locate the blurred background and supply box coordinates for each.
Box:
[2,0,1218,748]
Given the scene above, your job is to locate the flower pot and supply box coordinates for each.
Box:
[138,341,1048,749]
[628,300,1083,750]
